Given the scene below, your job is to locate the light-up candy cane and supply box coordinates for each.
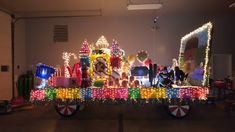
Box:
[62,52,77,78]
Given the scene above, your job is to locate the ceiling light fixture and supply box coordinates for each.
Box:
[127,0,162,10]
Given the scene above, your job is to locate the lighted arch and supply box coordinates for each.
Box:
[178,22,213,86]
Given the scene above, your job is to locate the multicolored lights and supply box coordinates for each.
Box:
[30,87,209,101]
[95,35,109,49]
[31,33,211,104]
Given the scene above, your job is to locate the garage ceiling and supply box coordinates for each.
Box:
[0,0,234,17]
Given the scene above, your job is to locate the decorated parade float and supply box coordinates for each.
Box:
[30,22,213,118]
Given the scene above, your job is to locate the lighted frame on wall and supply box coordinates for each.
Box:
[178,22,213,86]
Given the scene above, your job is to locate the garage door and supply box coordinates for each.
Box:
[0,11,12,100]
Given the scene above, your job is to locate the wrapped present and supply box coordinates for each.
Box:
[128,88,140,99]
[154,88,167,98]
[80,88,92,99]
[179,88,194,99]
[116,88,128,99]
[167,88,179,98]
[92,88,104,98]
[104,88,116,98]
[56,88,67,99]
[54,88,80,99]
[193,87,208,99]
[30,89,45,101]
[45,88,56,100]
[66,88,80,99]
[140,88,152,99]
[55,77,79,87]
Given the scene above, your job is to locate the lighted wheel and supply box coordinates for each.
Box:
[55,103,80,117]
[168,104,191,118]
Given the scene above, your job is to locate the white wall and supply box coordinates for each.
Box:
[25,16,161,67]
[212,54,232,80]
[25,14,235,72]
[14,19,26,96]
[0,11,12,100]
[15,19,26,75]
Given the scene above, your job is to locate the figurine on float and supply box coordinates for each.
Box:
[188,62,204,86]
[157,66,173,87]
[174,66,186,85]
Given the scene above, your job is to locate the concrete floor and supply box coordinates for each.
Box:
[0,104,235,132]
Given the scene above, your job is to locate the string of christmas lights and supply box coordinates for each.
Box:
[62,52,77,78]
[30,87,209,101]
[179,22,212,86]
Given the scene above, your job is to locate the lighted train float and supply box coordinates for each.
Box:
[30,22,212,118]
